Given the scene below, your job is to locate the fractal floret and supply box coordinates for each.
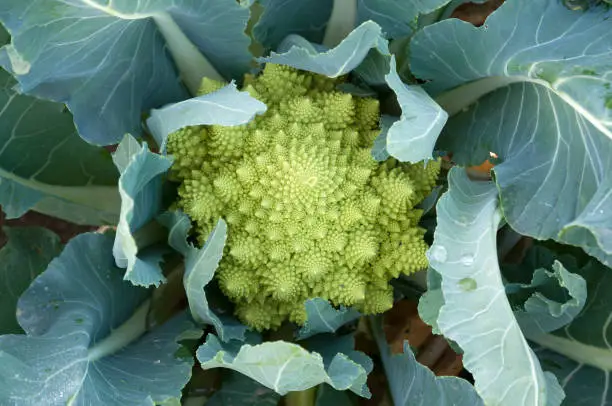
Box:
[166,63,440,330]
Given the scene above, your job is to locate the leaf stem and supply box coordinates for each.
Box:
[132,219,168,250]
[435,75,612,141]
[181,396,208,406]
[152,12,224,95]
[322,0,357,48]
[87,299,150,361]
[434,76,524,116]
[285,387,318,406]
[0,166,121,219]
[147,262,187,328]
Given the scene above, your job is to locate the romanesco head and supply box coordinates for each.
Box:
[166,64,440,331]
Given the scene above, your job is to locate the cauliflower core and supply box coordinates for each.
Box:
[167,64,440,330]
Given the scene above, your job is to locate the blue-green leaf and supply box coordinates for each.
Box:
[524,246,612,406]
[112,135,172,287]
[315,384,354,406]
[370,315,483,406]
[357,0,453,38]
[259,21,389,79]
[351,49,391,87]
[0,0,252,145]
[112,134,142,174]
[534,346,612,406]
[197,334,371,397]
[429,167,563,406]
[384,55,447,163]
[371,115,394,161]
[253,0,455,53]
[0,178,43,219]
[504,247,587,337]
[0,67,119,224]
[158,211,247,342]
[297,298,361,341]
[417,268,444,335]
[147,83,267,150]
[206,371,281,406]
[300,333,372,397]
[0,227,62,335]
[253,0,332,51]
[411,0,612,266]
[416,0,489,30]
[0,233,197,405]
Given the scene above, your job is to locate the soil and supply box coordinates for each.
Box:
[0,209,95,247]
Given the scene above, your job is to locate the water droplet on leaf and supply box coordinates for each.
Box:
[459,278,477,291]
[459,254,474,266]
[429,246,448,263]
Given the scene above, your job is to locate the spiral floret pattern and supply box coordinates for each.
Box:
[167,64,440,330]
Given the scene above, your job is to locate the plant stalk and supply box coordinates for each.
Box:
[153,12,224,95]
[322,0,357,48]
[285,387,318,406]
[87,299,150,361]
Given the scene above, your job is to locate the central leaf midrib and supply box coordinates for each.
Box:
[530,333,612,372]
[79,0,158,20]
[87,299,150,362]
[0,165,120,214]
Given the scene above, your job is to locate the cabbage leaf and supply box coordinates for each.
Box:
[198,333,371,397]
[411,0,612,266]
[428,167,563,406]
[0,232,197,405]
[370,315,483,406]
[0,27,119,224]
[0,0,253,145]
[0,227,62,335]
[112,135,172,287]
[159,211,248,342]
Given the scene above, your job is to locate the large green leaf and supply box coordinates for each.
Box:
[504,246,587,337]
[206,371,280,406]
[0,232,197,405]
[159,211,247,342]
[297,298,361,341]
[197,333,371,397]
[410,0,612,266]
[253,0,332,51]
[524,246,612,406]
[428,167,563,406]
[260,21,389,78]
[370,315,483,406]
[147,83,267,150]
[0,67,120,224]
[314,385,355,406]
[301,333,373,397]
[0,0,253,145]
[417,267,444,335]
[534,346,612,406]
[357,0,452,38]
[416,0,489,29]
[0,227,62,335]
[382,55,447,162]
[112,135,172,287]
[253,0,457,52]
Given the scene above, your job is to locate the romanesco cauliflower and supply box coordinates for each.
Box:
[166,63,440,330]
